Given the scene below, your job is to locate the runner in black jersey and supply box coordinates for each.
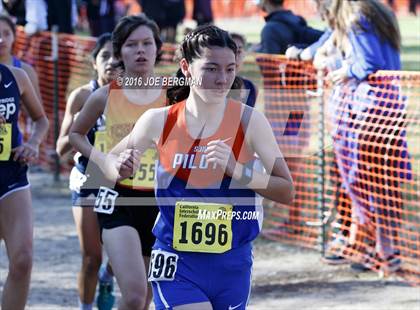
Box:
[0,63,48,310]
[57,33,117,310]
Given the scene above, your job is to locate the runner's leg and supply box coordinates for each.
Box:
[73,206,102,304]
[103,226,148,310]
[0,188,33,310]
[142,256,153,310]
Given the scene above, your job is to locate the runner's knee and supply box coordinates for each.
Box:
[9,249,33,279]
[81,253,101,275]
[122,289,147,310]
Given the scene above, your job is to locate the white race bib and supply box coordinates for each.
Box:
[94,186,118,214]
[147,249,178,282]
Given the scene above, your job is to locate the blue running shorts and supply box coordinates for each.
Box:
[0,162,29,200]
[150,239,253,310]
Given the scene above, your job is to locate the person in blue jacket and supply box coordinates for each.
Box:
[255,0,323,54]
[327,0,412,274]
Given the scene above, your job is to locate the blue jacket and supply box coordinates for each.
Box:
[258,10,323,54]
[346,17,401,80]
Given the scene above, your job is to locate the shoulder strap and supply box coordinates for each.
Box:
[231,103,253,159]
[89,79,100,92]
[161,101,183,146]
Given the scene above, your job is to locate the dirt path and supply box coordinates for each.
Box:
[0,172,419,309]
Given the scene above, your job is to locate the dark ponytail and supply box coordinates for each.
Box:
[167,24,243,105]
[167,69,190,105]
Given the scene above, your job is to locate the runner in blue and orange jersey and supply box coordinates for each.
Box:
[101,25,294,310]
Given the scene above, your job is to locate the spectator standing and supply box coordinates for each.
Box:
[193,0,212,26]
[84,0,116,37]
[161,0,185,43]
[255,0,322,54]
[327,0,412,274]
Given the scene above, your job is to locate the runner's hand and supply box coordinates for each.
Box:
[12,142,39,165]
[116,149,140,180]
[205,138,236,175]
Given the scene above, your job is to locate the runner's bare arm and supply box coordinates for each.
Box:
[105,108,166,181]
[12,67,49,163]
[239,109,294,204]
[56,86,90,156]
[69,86,108,165]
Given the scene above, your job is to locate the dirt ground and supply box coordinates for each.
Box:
[1,172,419,310]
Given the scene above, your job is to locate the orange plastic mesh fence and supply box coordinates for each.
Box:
[13,28,178,171]
[252,54,322,250]
[252,53,419,284]
[14,28,96,170]
[322,72,420,283]
[13,31,420,285]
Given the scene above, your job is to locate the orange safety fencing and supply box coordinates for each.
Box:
[254,55,322,250]
[253,54,419,285]
[13,30,420,285]
[14,28,96,172]
[13,28,178,172]
[321,72,419,283]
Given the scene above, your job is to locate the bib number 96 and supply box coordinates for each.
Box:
[147,249,178,282]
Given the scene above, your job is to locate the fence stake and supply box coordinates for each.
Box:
[51,25,60,182]
[317,75,326,257]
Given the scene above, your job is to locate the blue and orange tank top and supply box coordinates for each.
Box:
[153,99,262,253]
[0,64,22,162]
